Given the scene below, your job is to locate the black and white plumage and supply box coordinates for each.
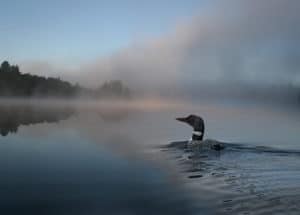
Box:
[176,115,205,141]
[176,115,225,151]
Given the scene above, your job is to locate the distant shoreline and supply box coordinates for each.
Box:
[0,61,131,99]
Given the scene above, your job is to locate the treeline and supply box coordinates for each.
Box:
[0,61,131,99]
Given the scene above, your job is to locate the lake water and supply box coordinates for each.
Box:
[0,99,299,215]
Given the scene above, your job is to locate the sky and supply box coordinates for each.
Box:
[1,0,208,62]
[1,0,300,96]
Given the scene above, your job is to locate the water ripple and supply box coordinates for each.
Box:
[161,140,300,214]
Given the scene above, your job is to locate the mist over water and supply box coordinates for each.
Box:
[0,99,197,215]
[1,97,298,146]
[18,0,300,102]
[0,98,299,214]
[2,0,300,214]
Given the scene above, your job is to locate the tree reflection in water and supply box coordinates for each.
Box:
[0,105,75,136]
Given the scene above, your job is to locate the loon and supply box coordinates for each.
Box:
[176,114,225,151]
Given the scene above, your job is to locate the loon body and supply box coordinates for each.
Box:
[176,115,225,151]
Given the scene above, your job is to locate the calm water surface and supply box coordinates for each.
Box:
[0,99,299,215]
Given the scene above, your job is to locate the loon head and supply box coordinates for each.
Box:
[176,114,205,141]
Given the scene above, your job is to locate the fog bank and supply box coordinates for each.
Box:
[20,0,300,100]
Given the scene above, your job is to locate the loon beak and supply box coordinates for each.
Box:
[176,117,187,123]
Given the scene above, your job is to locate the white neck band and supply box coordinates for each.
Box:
[192,131,203,136]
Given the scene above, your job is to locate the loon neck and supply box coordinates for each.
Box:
[192,130,203,141]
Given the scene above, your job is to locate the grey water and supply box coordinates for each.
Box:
[0,99,299,215]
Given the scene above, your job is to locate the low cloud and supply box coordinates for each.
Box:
[21,0,300,94]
